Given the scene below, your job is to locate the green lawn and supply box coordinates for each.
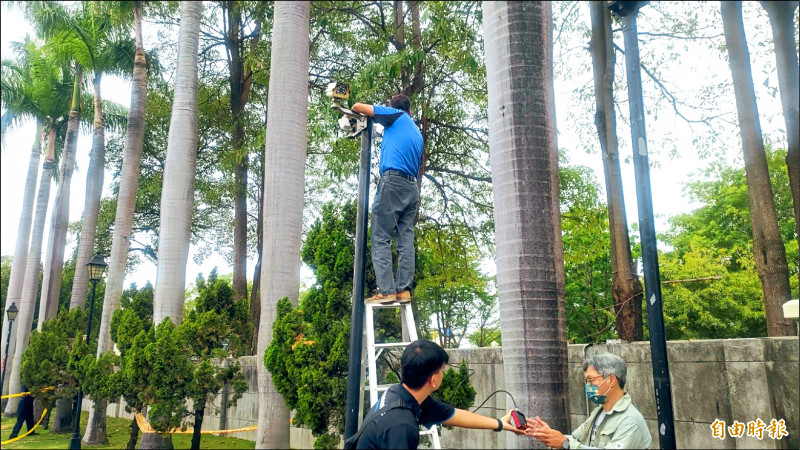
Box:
[1,413,255,449]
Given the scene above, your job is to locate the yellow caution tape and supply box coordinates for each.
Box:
[135,412,257,435]
[0,392,30,400]
[1,386,55,400]
[1,407,48,445]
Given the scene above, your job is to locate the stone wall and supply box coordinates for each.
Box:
[87,337,798,449]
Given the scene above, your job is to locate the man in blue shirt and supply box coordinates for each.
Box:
[352,94,423,304]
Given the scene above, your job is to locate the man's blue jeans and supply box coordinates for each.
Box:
[371,173,419,295]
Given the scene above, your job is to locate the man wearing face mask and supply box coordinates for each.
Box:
[531,353,652,449]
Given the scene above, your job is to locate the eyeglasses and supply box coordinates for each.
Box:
[584,375,605,384]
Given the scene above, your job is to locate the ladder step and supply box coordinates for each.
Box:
[368,302,411,309]
[419,428,436,435]
[374,341,413,349]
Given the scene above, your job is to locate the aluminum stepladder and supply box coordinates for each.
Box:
[358,301,442,449]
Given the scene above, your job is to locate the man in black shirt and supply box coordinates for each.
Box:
[8,384,37,439]
[353,340,535,449]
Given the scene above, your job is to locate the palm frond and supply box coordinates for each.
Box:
[78,93,128,135]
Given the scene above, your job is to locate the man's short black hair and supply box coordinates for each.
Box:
[401,340,449,389]
[390,94,411,113]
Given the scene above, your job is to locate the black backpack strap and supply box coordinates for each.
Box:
[344,399,411,449]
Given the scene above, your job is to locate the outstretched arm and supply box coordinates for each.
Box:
[352,103,374,117]
[444,409,536,436]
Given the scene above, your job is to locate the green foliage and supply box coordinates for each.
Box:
[414,227,497,348]
[658,148,797,339]
[20,308,86,405]
[265,202,357,445]
[313,433,340,450]
[79,351,124,406]
[0,255,10,314]
[0,414,256,449]
[112,277,247,444]
[110,282,154,355]
[138,319,194,433]
[267,202,479,446]
[432,360,476,411]
[305,1,493,252]
[189,268,251,356]
[559,161,616,344]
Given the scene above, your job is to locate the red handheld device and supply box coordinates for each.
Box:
[511,409,527,430]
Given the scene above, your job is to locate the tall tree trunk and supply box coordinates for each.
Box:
[250,144,264,355]
[761,1,800,285]
[407,1,424,95]
[93,0,148,368]
[190,402,205,450]
[226,2,261,304]
[145,3,201,448]
[484,2,570,448]
[39,66,82,326]
[589,1,643,341]
[152,1,202,327]
[393,0,408,87]
[4,134,55,416]
[228,1,248,303]
[1,122,42,397]
[48,397,75,433]
[82,400,108,444]
[255,3,310,449]
[722,1,794,336]
[87,3,148,441]
[70,73,106,310]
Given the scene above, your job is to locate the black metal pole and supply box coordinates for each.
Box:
[69,279,98,450]
[615,3,677,449]
[1,318,14,396]
[344,117,373,439]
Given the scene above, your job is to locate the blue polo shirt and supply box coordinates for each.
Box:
[373,105,423,178]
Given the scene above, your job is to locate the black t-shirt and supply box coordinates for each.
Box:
[356,384,455,450]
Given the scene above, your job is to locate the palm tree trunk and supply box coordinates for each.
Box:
[589,1,644,341]
[39,66,82,326]
[94,0,148,365]
[70,73,106,310]
[145,3,201,448]
[255,3,310,449]
[760,1,799,288]
[1,122,42,397]
[87,3,148,441]
[152,0,202,327]
[722,1,794,336]
[4,144,55,416]
[82,400,108,444]
[484,2,570,448]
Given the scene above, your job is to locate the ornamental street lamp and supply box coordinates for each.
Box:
[1,302,19,396]
[69,254,107,450]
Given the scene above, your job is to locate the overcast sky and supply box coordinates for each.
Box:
[1,2,791,292]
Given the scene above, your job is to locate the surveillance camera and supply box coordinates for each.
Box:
[325,82,350,100]
[338,115,355,131]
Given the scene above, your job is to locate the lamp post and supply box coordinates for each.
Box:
[344,117,373,439]
[1,302,19,396]
[607,2,676,448]
[69,254,107,450]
